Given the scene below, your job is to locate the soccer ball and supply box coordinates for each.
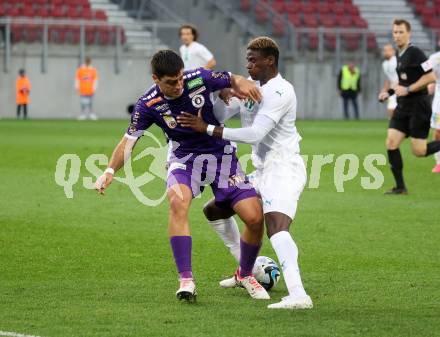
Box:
[253,256,281,290]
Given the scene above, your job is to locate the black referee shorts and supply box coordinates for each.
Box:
[389,95,432,139]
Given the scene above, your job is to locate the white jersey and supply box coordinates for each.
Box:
[382,55,398,86]
[222,74,301,168]
[179,42,214,70]
[427,52,440,96]
[214,73,305,218]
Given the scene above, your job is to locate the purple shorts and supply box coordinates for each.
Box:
[166,147,257,209]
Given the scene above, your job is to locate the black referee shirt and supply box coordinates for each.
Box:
[396,44,432,97]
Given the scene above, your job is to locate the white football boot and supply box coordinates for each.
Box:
[220,269,270,300]
[219,264,261,288]
[176,278,197,302]
[267,294,313,309]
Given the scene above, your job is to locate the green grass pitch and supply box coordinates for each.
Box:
[0,119,439,337]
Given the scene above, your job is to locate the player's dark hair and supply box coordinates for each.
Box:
[151,50,184,79]
[393,19,411,32]
[247,36,279,67]
[179,24,198,41]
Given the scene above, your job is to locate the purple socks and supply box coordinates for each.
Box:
[239,239,261,278]
[170,236,193,280]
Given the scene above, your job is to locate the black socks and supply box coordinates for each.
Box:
[388,149,405,189]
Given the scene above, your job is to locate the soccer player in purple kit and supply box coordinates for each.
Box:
[94,50,270,302]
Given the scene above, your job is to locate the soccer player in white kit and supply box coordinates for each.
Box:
[379,43,399,119]
[179,24,216,70]
[427,46,440,172]
[178,37,312,310]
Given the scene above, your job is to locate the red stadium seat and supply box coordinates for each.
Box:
[288,13,301,27]
[367,33,377,49]
[308,33,319,50]
[303,15,318,28]
[254,3,268,23]
[272,17,285,37]
[93,9,107,20]
[240,0,251,12]
[324,33,336,51]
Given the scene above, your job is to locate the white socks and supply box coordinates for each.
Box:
[270,231,307,298]
[435,151,440,165]
[208,217,241,262]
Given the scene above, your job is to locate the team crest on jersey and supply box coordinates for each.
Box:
[400,73,408,80]
[192,94,205,108]
[163,115,177,129]
[244,99,256,112]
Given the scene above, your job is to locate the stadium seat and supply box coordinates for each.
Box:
[240,0,251,12]
[94,9,107,20]
[272,17,285,37]
[254,3,268,23]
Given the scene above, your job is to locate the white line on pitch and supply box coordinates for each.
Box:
[0,331,46,337]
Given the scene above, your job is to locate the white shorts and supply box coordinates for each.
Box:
[431,95,440,129]
[387,94,397,110]
[248,153,307,219]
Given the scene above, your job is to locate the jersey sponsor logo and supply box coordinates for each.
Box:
[155,103,170,112]
[187,77,204,90]
[189,85,206,98]
[128,110,141,134]
[400,73,407,80]
[163,115,177,129]
[146,96,163,107]
[191,94,205,108]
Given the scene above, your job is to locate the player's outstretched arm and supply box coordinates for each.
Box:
[94,136,137,195]
[230,74,262,102]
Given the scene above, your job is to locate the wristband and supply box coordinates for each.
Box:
[104,167,115,175]
[387,89,395,96]
[206,124,215,136]
[406,86,411,93]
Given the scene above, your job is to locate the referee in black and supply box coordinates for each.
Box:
[382,19,439,194]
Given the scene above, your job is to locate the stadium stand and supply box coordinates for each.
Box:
[0,0,125,45]
[408,0,440,40]
[239,0,377,51]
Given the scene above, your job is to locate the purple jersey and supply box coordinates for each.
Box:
[126,68,232,157]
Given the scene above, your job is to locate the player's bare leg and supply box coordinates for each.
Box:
[264,212,312,310]
[167,183,196,302]
[385,128,407,194]
[432,129,440,172]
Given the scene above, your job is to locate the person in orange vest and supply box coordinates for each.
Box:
[16,69,31,120]
[75,56,98,120]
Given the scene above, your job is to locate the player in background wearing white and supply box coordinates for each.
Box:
[379,43,399,119]
[427,39,440,173]
[179,24,216,70]
[178,37,312,310]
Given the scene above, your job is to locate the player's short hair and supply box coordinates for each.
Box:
[393,19,411,32]
[247,36,279,66]
[151,49,184,79]
[179,24,198,41]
